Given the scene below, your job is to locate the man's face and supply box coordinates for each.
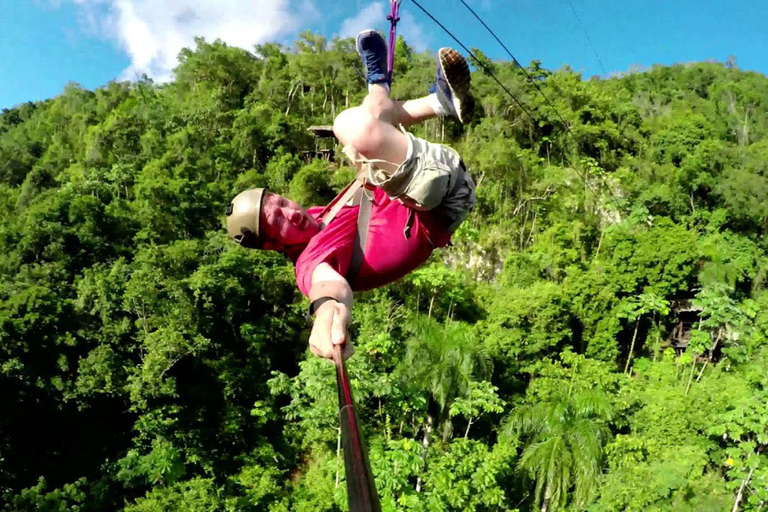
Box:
[260,193,320,247]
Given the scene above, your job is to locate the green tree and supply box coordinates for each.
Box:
[399,318,492,491]
[616,292,669,373]
[504,352,615,512]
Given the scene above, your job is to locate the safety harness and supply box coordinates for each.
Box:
[314,0,402,287]
[313,166,373,285]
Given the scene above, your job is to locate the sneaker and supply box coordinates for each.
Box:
[356,29,390,88]
[430,48,474,124]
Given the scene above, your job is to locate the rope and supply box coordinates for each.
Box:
[387,0,401,81]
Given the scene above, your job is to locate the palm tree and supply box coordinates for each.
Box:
[504,380,613,512]
[398,316,492,490]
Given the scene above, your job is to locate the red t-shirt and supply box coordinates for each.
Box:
[294,188,453,296]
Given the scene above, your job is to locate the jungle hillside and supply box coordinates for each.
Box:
[2,33,768,511]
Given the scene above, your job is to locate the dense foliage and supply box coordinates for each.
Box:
[2,32,768,511]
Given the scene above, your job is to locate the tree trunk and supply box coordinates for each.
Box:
[697,329,722,382]
[415,415,433,492]
[322,80,328,113]
[685,356,697,395]
[526,210,538,247]
[285,83,297,116]
[624,314,642,374]
[541,484,552,512]
[689,320,718,388]
[595,228,604,258]
[732,467,755,512]
[741,109,750,146]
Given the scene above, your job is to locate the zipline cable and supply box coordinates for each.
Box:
[458,0,624,209]
[454,0,606,181]
[458,0,618,168]
[456,0,576,134]
[410,0,624,211]
[409,0,539,126]
[564,0,608,76]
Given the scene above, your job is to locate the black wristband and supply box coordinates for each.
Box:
[306,296,339,326]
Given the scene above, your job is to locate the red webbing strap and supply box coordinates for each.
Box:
[332,345,382,512]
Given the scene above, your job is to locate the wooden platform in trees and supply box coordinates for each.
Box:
[668,299,703,351]
[302,125,337,162]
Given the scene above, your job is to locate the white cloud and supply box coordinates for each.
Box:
[338,3,385,39]
[398,10,430,52]
[337,1,431,52]
[64,0,318,82]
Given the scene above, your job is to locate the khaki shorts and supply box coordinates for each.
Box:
[365,131,476,232]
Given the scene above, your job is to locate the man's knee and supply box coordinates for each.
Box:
[333,108,382,155]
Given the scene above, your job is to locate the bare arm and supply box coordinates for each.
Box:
[308,263,354,360]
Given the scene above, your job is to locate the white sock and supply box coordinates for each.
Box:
[368,83,390,94]
[428,92,449,116]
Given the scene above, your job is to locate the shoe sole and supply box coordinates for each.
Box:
[438,48,474,124]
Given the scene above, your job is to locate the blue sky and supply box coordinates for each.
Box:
[1,0,766,110]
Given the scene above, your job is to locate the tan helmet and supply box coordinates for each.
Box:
[226,188,267,248]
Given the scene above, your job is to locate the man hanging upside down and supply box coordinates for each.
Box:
[226,30,476,360]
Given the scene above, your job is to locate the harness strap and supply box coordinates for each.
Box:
[318,169,366,229]
[348,188,373,286]
[315,164,372,287]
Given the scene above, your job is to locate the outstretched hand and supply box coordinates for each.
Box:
[309,301,354,360]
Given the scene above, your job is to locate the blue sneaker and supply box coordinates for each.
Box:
[356,29,390,88]
[430,48,474,124]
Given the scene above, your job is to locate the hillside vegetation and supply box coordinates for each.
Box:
[2,33,768,511]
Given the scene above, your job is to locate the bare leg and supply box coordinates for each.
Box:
[333,85,438,174]
[395,97,440,127]
[362,87,438,127]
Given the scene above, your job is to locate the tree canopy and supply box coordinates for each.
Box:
[2,34,768,511]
